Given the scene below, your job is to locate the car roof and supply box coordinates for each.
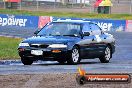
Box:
[52,19,94,24]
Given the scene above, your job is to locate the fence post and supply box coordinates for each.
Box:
[90,0,92,13]
[83,0,86,7]
[19,1,22,10]
[130,0,132,14]
[3,0,6,9]
[72,0,73,8]
[37,1,39,11]
[80,0,82,8]
[54,0,56,8]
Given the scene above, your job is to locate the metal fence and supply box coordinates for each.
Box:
[0,0,132,14]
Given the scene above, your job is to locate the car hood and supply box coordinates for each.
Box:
[22,36,79,44]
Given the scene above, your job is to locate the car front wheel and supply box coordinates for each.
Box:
[99,46,111,63]
[67,46,81,64]
[21,57,33,65]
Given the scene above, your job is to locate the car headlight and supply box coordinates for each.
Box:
[48,44,67,48]
[19,43,29,47]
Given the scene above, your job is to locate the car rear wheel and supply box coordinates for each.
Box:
[21,57,33,65]
[99,46,111,63]
[67,46,81,64]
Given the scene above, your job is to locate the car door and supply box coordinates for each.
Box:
[78,23,97,59]
[89,23,107,57]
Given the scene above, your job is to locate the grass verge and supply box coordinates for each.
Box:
[0,36,22,60]
[0,9,132,20]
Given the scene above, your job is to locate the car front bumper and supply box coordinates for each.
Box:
[18,48,71,61]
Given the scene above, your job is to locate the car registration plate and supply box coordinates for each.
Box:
[31,50,43,55]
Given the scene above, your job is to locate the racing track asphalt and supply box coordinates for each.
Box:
[0,27,132,74]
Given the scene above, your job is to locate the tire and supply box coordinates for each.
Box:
[99,46,111,63]
[21,57,33,65]
[67,46,81,64]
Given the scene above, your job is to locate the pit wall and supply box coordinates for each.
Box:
[0,14,131,32]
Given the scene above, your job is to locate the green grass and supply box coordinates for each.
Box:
[0,36,22,60]
[0,9,132,20]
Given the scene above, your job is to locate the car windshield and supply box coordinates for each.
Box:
[37,22,81,37]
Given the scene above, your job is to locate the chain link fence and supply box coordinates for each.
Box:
[0,0,132,14]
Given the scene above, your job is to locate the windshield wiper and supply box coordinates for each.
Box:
[63,34,79,37]
[50,34,62,36]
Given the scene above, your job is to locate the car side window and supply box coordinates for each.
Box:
[82,23,92,35]
[90,23,102,35]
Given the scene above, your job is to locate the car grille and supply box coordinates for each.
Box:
[30,44,49,48]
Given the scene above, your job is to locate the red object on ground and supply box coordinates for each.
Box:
[94,0,102,7]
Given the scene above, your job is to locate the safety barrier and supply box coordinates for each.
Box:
[0,14,130,32]
[0,14,39,28]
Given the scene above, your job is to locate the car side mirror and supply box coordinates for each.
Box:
[34,30,40,35]
[83,32,90,36]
